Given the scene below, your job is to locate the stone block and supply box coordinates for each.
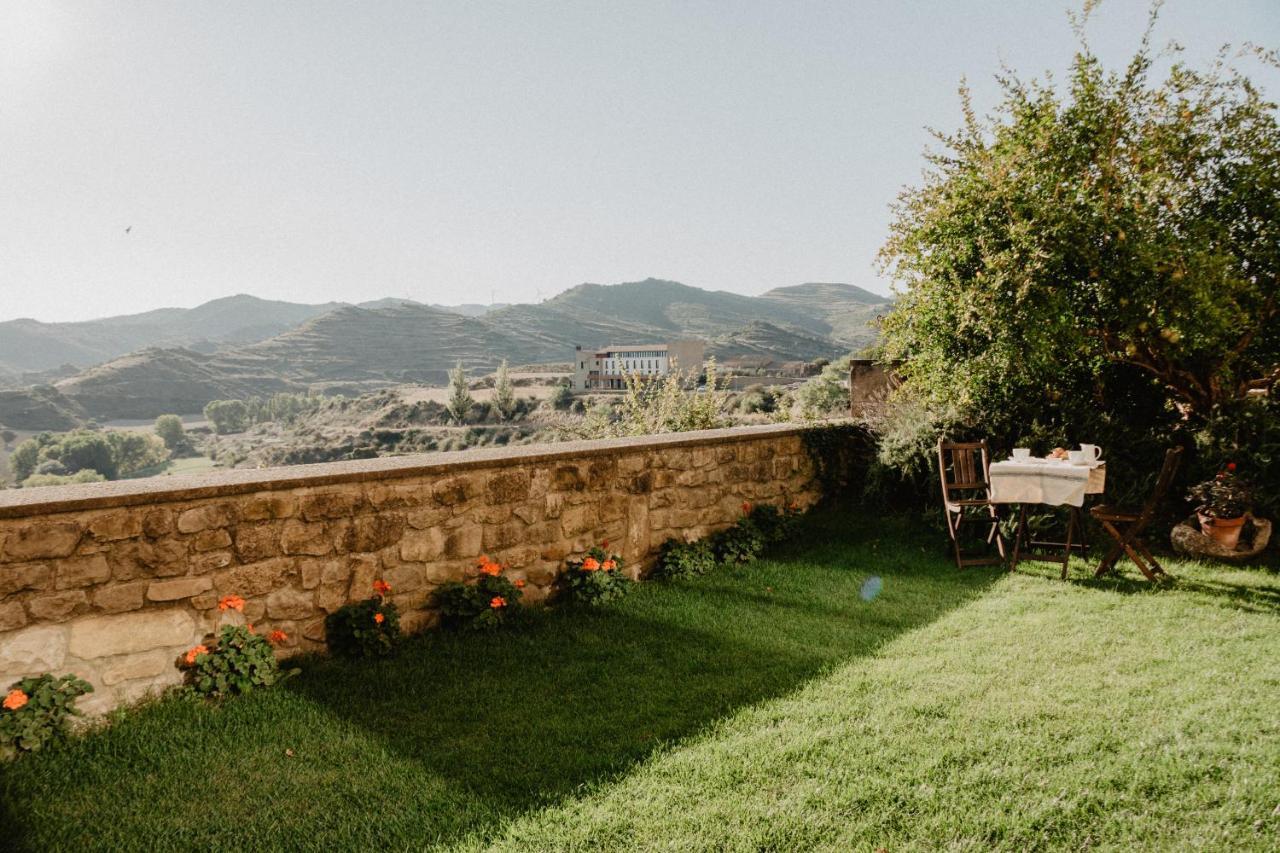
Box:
[190,550,235,574]
[384,563,428,594]
[432,476,476,506]
[344,514,406,554]
[347,554,379,598]
[287,557,317,592]
[315,582,348,613]
[486,469,531,504]
[0,625,67,673]
[69,610,197,659]
[300,491,363,521]
[0,599,28,632]
[233,523,280,562]
[27,590,87,622]
[0,561,52,596]
[552,465,586,491]
[176,504,233,534]
[147,576,213,602]
[406,506,451,530]
[240,493,297,522]
[100,650,171,686]
[482,521,526,552]
[281,520,331,556]
[88,512,143,542]
[444,526,482,560]
[561,505,597,537]
[3,521,82,561]
[141,509,174,538]
[191,529,233,553]
[214,557,298,597]
[365,483,427,509]
[266,587,314,620]
[93,581,147,614]
[400,528,444,562]
[319,557,352,586]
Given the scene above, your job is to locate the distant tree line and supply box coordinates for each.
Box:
[10,430,169,487]
[203,392,331,435]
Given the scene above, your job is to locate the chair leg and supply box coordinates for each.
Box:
[1130,538,1169,578]
[1095,521,1128,576]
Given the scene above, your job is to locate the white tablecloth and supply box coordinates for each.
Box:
[989,459,1099,507]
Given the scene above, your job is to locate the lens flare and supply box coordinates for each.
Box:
[860,575,883,602]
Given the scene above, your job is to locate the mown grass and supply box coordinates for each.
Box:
[2,510,1277,851]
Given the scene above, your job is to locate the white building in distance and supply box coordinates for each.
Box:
[571,341,706,391]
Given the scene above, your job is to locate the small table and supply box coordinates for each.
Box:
[989,459,1106,577]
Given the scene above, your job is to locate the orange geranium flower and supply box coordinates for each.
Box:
[742,501,752,515]
[514,579,526,589]
[479,559,503,576]
[374,612,385,625]
[184,644,209,666]
[3,689,28,711]
[489,596,507,609]
[602,559,617,571]
[372,579,391,596]
[581,557,600,572]
[267,629,288,644]
[218,595,245,612]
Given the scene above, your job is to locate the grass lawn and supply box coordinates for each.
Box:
[2,510,1277,851]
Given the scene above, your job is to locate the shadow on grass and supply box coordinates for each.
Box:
[0,511,1001,849]
[282,512,1002,845]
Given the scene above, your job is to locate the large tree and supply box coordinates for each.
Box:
[880,11,1279,430]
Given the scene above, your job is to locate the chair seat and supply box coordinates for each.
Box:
[1090,504,1139,522]
[946,498,996,509]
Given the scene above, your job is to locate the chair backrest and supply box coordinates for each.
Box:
[937,439,993,504]
[1139,446,1184,521]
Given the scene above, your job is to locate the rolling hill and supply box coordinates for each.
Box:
[1,279,892,426]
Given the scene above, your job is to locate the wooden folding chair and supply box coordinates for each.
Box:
[937,439,1006,569]
[1090,447,1184,581]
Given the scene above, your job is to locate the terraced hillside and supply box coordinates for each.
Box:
[1,280,891,426]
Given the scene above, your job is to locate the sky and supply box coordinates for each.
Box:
[2,1,1277,323]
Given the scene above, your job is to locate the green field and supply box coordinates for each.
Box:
[2,511,1277,851]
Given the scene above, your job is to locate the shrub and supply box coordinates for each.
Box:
[562,543,632,605]
[435,556,523,630]
[653,538,717,579]
[712,513,766,565]
[180,625,285,699]
[1,674,94,760]
[325,579,401,657]
[748,502,803,544]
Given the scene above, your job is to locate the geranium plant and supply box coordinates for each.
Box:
[1,674,94,760]
[181,623,288,699]
[1187,463,1253,520]
[653,537,717,579]
[325,578,401,657]
[435,556,523,630]
[562,542,632,605]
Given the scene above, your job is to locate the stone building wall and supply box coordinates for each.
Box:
[0,425,819,716]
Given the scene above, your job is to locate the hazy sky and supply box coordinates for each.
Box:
[2,1,1277,322]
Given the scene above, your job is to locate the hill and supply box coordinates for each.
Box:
[12,279,891,425]
[0,295,344,373]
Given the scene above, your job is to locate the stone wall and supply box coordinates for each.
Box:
[0,425,819,715]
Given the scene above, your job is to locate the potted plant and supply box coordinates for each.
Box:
[1186,463,1253,550]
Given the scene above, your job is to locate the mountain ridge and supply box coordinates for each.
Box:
[0,279,892,426]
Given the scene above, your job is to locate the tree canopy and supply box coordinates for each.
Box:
[880,13,1279,436]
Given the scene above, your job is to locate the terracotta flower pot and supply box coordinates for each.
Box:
[1197,512,1246,550]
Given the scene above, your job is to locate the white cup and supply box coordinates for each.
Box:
[1080,443,1103,462]
[1068,450,1087,465]
[1012,448,1031,461]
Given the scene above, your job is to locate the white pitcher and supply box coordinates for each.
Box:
[1079,443,1103,463]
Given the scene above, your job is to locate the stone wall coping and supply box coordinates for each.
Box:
[0,423,812,520]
